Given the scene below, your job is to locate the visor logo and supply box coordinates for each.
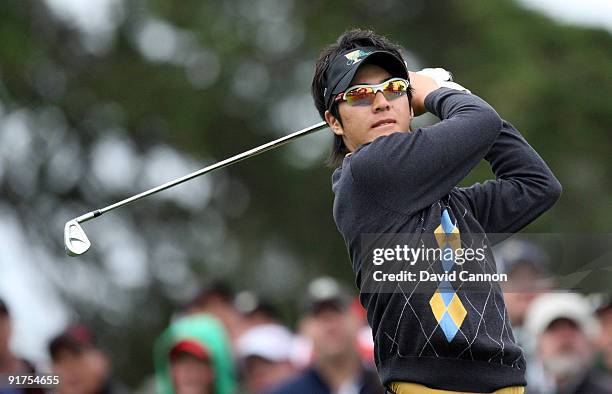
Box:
[344,49,371,66]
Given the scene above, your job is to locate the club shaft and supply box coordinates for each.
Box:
[75,121,328,224]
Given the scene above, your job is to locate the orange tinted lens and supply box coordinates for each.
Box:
[345,86,375,106]
[383,79,408,95]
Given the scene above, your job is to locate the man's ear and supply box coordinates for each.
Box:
[325,110,344,137]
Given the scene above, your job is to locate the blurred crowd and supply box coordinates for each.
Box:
[495,240,612,394]
[1,241,611,394]
[1,277,382,394]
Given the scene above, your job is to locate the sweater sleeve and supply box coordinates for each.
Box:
[349,87,503,214]
[456,119,562,234]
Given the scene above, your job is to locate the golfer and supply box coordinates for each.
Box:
[312,29,562,394]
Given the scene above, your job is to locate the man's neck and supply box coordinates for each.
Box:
[316,352,362,392]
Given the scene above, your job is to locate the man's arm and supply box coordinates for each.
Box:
[456,120,562,234]
[349,88,502,214]
[408,71,441,116]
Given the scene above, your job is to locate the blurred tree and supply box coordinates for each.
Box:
[0,0,610,388]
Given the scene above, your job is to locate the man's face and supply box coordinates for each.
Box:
[502,264,550,326]
[171,353,214,394]
[243,356,295,393]
[538,318,593,384]
[303,306,359,362]
[325,63,412,152]
[597,308,612,371]
[52,348,109,394]
[0,315,11,358]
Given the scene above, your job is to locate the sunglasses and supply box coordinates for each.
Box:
[334,77,410,107]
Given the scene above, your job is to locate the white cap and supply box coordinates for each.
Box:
[525,293,599,340]
[237,324,294,362]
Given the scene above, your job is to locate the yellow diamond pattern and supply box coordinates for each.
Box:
[447,294,467,327]
[434,224,461,251]
[429,292,447,322]
[430,209,468,342]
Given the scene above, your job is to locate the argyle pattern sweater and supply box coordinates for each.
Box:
[331,88,562,392]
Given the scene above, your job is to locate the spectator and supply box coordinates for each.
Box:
[49,324,129,394]
[525,293,612,394]
[235,291,282,330]
[269,277,385,394]
[0,299,43,394]
[349,297,375,367]
[182,280,244,345]
[495,239,553,391]
[154,314,236,394]
[496,239,552,329]
[596,297,612,374]
[237,324,297,393]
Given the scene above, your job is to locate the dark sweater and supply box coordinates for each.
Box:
[331,88,562,392]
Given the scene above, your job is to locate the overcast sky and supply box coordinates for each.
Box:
[518,0,612,32]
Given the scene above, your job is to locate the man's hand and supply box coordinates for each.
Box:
[408,71,439,117]
[409,68,471,116]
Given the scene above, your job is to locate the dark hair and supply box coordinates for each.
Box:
[312,29,410,168]
[0,298,8,317]
[186,280,234,310]
[48,324,98,360]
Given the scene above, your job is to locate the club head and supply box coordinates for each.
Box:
[64,220,91,256]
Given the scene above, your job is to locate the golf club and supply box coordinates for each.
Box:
[64,121,328,256]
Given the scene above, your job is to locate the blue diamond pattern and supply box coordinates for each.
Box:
[429,208,467,343]
[441,246,454,272]
[439,312,460,342]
